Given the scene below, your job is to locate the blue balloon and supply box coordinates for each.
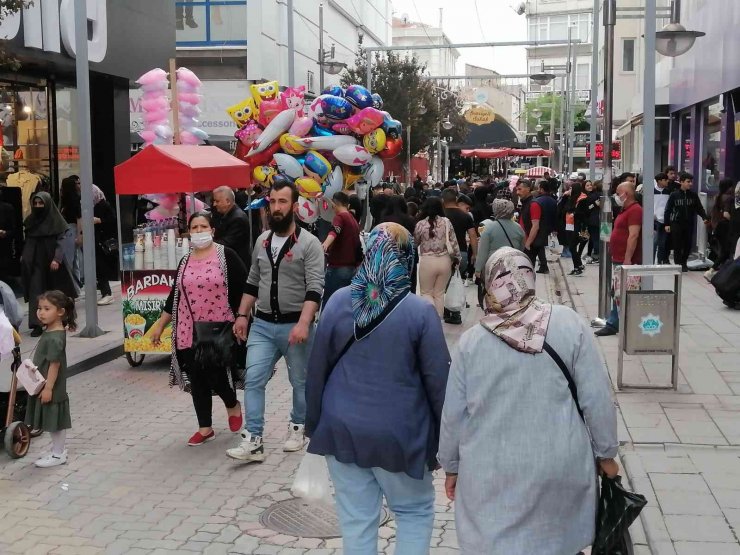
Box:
[247,197,268,210]
[345,84,374,110]
[322,85,345,98]
[320,96,353,121]
[371,93,384,110]
[311,122,336,136]
[381,113,402,139]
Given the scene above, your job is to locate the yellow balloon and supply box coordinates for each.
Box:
[250,80,279,106]
[253,165,276,185]
[296,177,323,199]
[363,128,387,154]
[280,134,307,155]
[343,166,364,190]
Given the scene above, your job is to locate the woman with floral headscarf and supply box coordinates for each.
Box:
[306,223,450,555]
[439,247,618,555]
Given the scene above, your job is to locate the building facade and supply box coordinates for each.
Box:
[391,15,459,77]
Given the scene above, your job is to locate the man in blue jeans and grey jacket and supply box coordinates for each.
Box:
[228,178,325,462]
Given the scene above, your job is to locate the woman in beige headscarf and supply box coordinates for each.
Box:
[439,247,619,555]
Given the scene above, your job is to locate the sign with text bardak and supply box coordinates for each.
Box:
[0,0,107,63]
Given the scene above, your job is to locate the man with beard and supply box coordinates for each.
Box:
[228,177,325,462]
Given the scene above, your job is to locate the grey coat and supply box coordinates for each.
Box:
[439,305,618,555]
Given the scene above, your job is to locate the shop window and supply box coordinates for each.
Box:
[175,0,248,47]
[622,39,635,72]
[700,98,722,194]
[679,111,692,173]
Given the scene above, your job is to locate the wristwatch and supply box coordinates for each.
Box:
[235,314,249,319]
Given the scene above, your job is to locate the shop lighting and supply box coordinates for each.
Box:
[655,22,705,57]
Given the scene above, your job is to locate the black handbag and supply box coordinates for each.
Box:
[99,238,118,256]
[543,342,647,555]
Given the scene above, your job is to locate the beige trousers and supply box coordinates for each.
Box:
[418,254,452,316]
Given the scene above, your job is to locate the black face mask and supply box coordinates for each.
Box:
[268,210,294,234]
[32,206,45,218]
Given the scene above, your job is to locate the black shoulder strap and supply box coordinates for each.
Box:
[327,335,356,380]
[496,219,514,247]
[543,341,584,422]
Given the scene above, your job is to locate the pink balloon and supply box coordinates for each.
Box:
[141,96,169,112]
[289,116,313,137]
[176,67,202,88]
[345,107,384,135]
[136,68,168,86]
[235,121,262,148]
[331,122,354,135]
[281,86,306,115]
[258,98,284,128]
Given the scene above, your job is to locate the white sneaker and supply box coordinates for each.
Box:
[34,451,67,468]
[97,295,114,306]
[226,432,265,462]
[703,269,717,282]
[583,255,592,264]
[283,423,305,452]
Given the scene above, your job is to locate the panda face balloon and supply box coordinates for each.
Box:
[371,93,384,110]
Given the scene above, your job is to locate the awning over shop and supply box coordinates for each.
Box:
[114,145,250,195]
[460,148,553,159]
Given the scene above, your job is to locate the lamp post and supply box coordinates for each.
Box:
[318,3,346,91]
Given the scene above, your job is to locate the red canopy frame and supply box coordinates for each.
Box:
[114,145,251,195]
[460,147,553,159]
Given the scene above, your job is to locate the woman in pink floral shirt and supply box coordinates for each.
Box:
[414,197,460,316]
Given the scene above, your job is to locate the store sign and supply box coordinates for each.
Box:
[0,0,107,62]
[464,106,496,126]
[121,270,175,354]
[585,141,622,161]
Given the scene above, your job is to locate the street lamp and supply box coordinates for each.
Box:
[418,103,428,115]
[441,116,453,130]
[529,61,556,86]
[531,108,543,120]
[317,4,347,90]
[655,22,705,57]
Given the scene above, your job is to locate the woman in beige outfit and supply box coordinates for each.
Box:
[414,197,460,316]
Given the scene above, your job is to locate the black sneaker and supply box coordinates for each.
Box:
[594,325,618,337]
[444,313,463,325]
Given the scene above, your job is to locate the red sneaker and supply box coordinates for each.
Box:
[228,413,243,433]
[188,430,215,446]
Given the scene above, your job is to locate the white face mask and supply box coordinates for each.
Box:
[613,193,625,207]
[190,231,213,250]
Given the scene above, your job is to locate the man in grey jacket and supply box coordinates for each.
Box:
[228,178,324,462]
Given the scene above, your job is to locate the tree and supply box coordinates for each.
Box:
[523,92,588,147]
[341,51,468,163]
[0,1,33,70]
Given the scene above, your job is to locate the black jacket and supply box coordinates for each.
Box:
[664,189,709,226]
[213,204,251,267]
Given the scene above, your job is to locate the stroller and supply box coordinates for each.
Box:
[711,257,740,309]
[0,281,30,458]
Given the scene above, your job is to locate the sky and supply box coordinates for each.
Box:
[389,0,528,76]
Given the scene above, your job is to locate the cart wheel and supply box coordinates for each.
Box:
[126,352,145,367]
[4,421,31,459]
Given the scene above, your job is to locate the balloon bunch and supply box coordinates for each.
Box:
[136,68,173,146]
[227,82,403,223]
[176,67,209,145]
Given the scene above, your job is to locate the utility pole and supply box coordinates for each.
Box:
[589,0,600,180]
[642,0,657,284]
[318,3,324,91]
[287,0,295,87]
[74,0,103,337]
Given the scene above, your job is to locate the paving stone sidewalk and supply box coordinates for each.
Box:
[555,255,740,554]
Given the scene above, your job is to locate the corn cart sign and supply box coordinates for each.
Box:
[121,270,175,354]
[464,106,496,126]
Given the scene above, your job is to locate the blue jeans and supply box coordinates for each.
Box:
[244,318,314,437]
[325,456,435,555]
[606,302,619,330]
[323,266,356,307]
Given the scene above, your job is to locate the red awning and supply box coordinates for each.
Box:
[525,165,556,177]
[460,147,553,159]
[114,145,251,195]
[509,148,553,157]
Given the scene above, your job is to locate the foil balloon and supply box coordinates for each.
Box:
[273,153,304,180]
[279,134,307,155]
[226,97,259,128]
[249,196,269,210]
[363,156,384,187]
[271,173,296,189]
[281,86,306,115]
[307,94,334,120]
[323,165,344,199]
[344,84,374,111]
[253,165,277,186]
[311,123,335,137]
[250,80,279,106]
[342,165,364,190]
[322,85,345,97]
[320,96,353,121]
[345,107,385,135]
[235,121,262,148]
[295,134,357,151]
[289,115,313,137]
[378,136,403,159]
[250,108,296,155]
[381,114,403,139]
[330,122,354,135]
[318,196,336,223]
[363,128,387,154]
[295,177,323,199]
[258,97,284,128]
[303,150,332,183]
[296,197,319,224]
[371,93,384,110]
[333,144,373,166]
[244,141,281,167]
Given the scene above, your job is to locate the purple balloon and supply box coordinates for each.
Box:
[345,85,374,110]
[320,96,353,121]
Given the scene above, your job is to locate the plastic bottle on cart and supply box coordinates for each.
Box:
[134,229,145,270]
[153,232,163,269]
[166,228,177,269]
[143,231,154,270]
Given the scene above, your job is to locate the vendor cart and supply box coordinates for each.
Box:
[113,145,250,367]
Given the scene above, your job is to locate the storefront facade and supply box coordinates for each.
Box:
[0,1,175,202]
[667,0,740,197]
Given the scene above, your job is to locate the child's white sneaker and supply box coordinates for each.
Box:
[34,451,67,468]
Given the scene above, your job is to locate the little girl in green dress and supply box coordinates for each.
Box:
[24,290,76,468]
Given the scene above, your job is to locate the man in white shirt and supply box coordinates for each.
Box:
[653,172,672,264]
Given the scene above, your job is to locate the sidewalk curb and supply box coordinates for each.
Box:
[554,257,654,555]
[67,345,124,379]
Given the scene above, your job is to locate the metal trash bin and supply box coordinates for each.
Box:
[617,265,682,390]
